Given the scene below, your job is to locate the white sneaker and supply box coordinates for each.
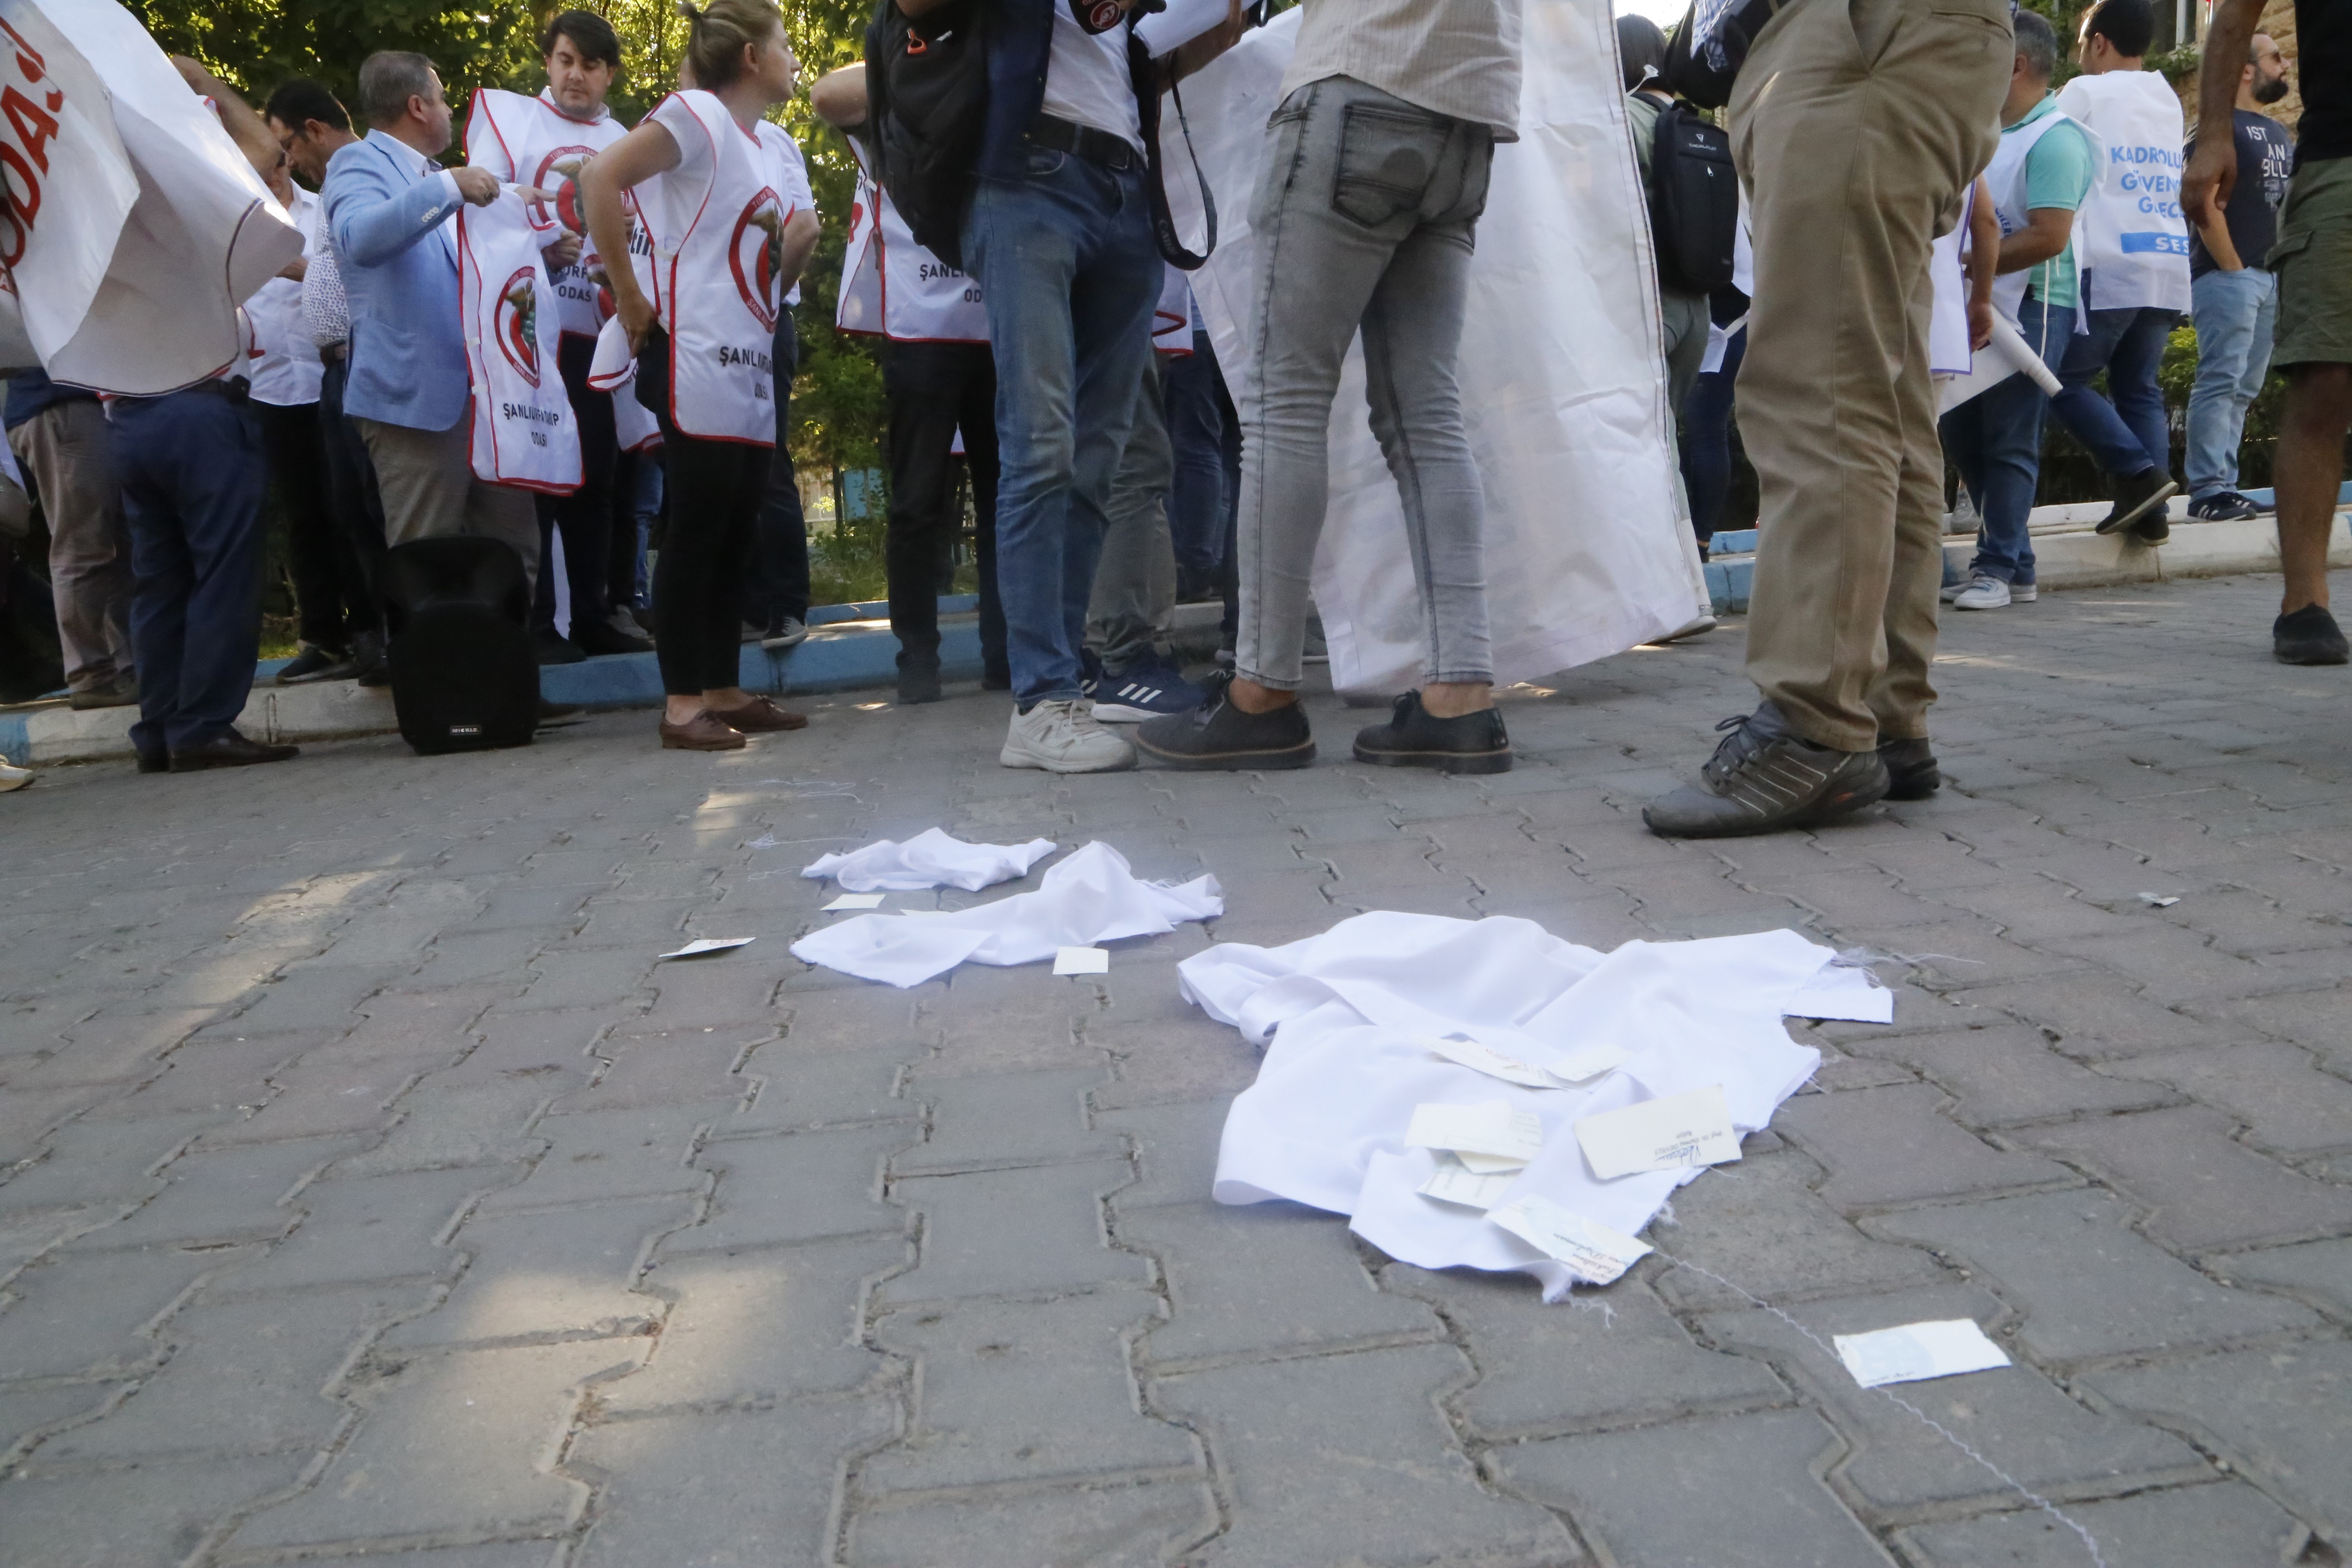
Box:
[1000,699,1136,773]
[1950,573,2012,610]
[2011,582,2038,602]
[0,761,29,792]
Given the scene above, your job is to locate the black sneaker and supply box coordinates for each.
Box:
[2094,469,2179,536]
[2187,491,2259,522]
[1351,691,1512,774]
[2274,604,2350,666]
[1878,736,1940,800]
[276,643,356,685]
[2131,511,2171,545]
[1135,676,1315,770]
[1644,701,1890,838]
[897,649,943,705]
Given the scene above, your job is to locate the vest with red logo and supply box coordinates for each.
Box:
[458,192,583,493]
[632,91,789,444]
[465,88,629,343]
[836,141,987,343]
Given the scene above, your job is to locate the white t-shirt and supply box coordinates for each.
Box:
[1040,8,1141,150]
[757,121,813,308]
[246,186,325,407]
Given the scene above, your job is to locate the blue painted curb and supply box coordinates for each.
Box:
[1711,529,1759,555]
[0,712,27,766]
[806,593,977,627]
[2239,481,2352,509]
[537,616,983,710]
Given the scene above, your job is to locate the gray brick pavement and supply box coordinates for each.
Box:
[2,572,2349,1564]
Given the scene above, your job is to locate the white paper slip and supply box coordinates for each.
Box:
[1486,1195,1652,1285]
[1549,1041,1632,1082]
[1834,1319,2011,1388]
[2138,892,2180,908]
[1418,1153,1520,1210]
[1405,1099,1545,1166]
[823,893,886,912]
[1053,945,1110,975]
[1455,1149,1532,1175]
[1426,1035,1563,1089]
[658,937,756,960]
[1575,1084,1742,1180]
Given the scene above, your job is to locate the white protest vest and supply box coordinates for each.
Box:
[836,142,987,343]
[1984,107,2097,332]
[1926,182,1976,377]
[2054,72,2191,314]
[465,88,627,343]
[1153,266,1193,353]
[755,121,812,309]
[458,191,583,493]
[633,91,784,444]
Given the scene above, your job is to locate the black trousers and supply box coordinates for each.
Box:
[883,340,1004,674]
[316,357,387,636]
[533,332,616,636]
[255,397,371,646]
[640,328,771,695]
[746,311,811,631]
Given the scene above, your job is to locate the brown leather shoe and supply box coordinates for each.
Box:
[659,710,747,750]
[707,695,807,732]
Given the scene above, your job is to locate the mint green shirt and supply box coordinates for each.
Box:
[2006,93,2095,309]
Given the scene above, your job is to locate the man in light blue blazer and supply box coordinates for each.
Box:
[323,52,538,585]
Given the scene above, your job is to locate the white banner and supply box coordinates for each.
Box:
[459,192,582,493]
[0,0,300,393]
[1165,5,1707,696]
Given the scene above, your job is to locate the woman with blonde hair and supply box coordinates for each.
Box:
[579,0,814,749]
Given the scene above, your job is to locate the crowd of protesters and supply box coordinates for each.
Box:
[0,0,2343,842]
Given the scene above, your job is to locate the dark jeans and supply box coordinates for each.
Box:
[883,340,1006,676]
[2049,299,2179,481]
[1939,298,2055,585]
[254,397,370,647]
[639,329,771,695]
[113,390,267,756]
[1162,329,1235,588]
[315,357,387,635]
[533,333,615,637]
[610,445,649,610]
[1680,325,1746,546]
[747,311,811,632]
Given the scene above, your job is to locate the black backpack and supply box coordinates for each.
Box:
[381,536,540,756]
[1646,99,1739,295]
[865,0,991,271]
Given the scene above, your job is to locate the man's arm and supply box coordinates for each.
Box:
[778,207,821,294]
[171,56,279,176]
[811,64,868,130]
[325,145,467,270]
[1161,0,1246,92]
[1998,208,2073,274]
[2184,0,2263,227]
[1966,175,1999,349]
[2197,201,2244,270]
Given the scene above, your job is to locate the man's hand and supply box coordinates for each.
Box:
[542,232,584,271]
[616,285,656,355]
[279,254,309,282]
[2183,134,2236,231]
[1169,0,1246,89]
[1968,297,1993,352]
[452,166,504,205]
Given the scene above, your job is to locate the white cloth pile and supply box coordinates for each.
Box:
[1182,913,1876,1299]
[791,842,1221,988]
[801,829,1059,893]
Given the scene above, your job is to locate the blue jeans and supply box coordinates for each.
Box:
[1680,325,1746,545]
[1162,328,1234,586]
[2049,298,2179,481]
[1939,299,2058,586]
[963,145,1161,707]
[113,390,268,757]
[2184,267,2278,498]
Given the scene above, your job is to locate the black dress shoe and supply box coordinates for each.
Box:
[1878,736,1940,800]
[2094,468,2178,535]
[276,644,358,685]
[1645,701,1888,838]
[573,617,654,657]
[2274,604,2351,665]
[982,665,1013,692]
[897,650,943,705]
[538,697,586,725]
[136,751,169,775]
[1135,676,1315,770]
[1352,691,1512,774]
[532,627,587,665]
[170,729,298,772]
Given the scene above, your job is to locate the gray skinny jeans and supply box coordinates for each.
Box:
[1235,75,1495,692]
[1086,351,1177,671]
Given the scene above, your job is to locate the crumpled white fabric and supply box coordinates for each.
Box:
[1179,914,1846,1300]
[791,842,1221,988]
[801,828,1059,893]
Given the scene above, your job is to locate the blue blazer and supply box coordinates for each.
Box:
[323,131,469,433]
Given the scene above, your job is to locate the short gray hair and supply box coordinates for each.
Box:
[358,51,438,127]
[2013,9,2057,81]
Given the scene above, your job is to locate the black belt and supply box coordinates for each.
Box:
[1026,113,1139,173]
[320,341,346,364]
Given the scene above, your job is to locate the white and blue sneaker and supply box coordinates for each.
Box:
[1087,653,1209,723]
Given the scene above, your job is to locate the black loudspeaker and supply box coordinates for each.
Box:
[381,536,539,756]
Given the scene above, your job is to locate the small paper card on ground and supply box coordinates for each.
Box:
[823,893,886,911]
[1418,1152,1519,1210]
[1574,1084,1741,1180]
[1426,1035,1562,1089]
[1053,945,1110,975]
[658,937,756,960]
[1405,1099,1545,1167]
[1549,1041,1632,1082]
[1833,1319,2011,1388]
[1486,1195,1652,1285]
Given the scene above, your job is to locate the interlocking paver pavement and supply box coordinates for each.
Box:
[3,571,2349,1565]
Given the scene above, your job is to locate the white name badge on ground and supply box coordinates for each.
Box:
[1575,1085,1741,1180]
[1053,945,1110,975]
[658,937,756,960]
[823,893,885,912]
[1406,1100,1545,1169]
[1418,1153,1520,1211]
[1426,1035,1567,1089]
[1834,1319,2012,1388]
[1485,1196,1653,1286]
